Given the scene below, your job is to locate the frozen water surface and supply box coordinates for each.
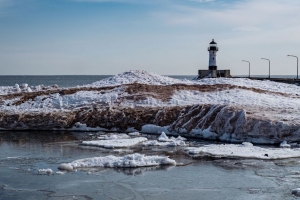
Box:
[1,131,300,200]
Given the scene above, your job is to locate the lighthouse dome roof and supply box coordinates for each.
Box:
[210,39,217,44]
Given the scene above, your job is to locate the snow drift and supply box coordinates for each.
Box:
[1,70,300,144]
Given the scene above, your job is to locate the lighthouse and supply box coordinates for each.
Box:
[208,39,218,70]
[197,39,231,79]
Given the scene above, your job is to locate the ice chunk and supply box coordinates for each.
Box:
[102,134,130,140]
[143,133,186,146]
[280,141,291,148]
[15,84,20,92]
[158,132,170,142]
[38,168,53,175]
[81,137,148,148]
[128,132,140,136]
[58,163,74,171]
[185,143,300,159]
[292,188,300,197]
[55,171,65,175]
[22,83,28,89]
[58,153,176,169]
[242,142,253,147]
[143,140,186,147]
[27,87,32,92]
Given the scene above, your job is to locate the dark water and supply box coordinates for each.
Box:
[0,131,299,200]
[0,75,196,88]
[0,75,112,88]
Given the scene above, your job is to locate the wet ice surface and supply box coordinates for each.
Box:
[0,132,300,200]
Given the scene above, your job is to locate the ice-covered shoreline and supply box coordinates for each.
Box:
[0,70,300,144]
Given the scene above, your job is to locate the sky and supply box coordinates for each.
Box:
[1,0,300,76]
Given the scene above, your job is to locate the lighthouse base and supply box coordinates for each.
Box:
[197,70,231,79]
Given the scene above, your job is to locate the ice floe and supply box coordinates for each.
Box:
[58,153,176,170]
[38,168,53,175]
[185,142,300,159]
[143,132,186,147]
[81,137,147,148]
[97,134,131,140]
[280,141,291,148]
[128,132,141,136]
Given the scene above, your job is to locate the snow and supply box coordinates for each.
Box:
[171,89,300,109]
[141,125,170,134]
[97,134,130,140]
[143,140,186,147]
[158,132,170,142]
[58,153,176,170]
[89,70,193,87]
[38,168,53,175]
[185,142,300,159]
[280,141,291,148]
[128,132,141,136]
[143,132,186,147]
[81,137,148,148]
[2,70,300,119]
[70,122,108,131]
[89,70,300,96]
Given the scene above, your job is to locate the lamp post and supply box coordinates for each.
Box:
[287,55,298,80]
[242,60,250,78]
[261,58,270,79]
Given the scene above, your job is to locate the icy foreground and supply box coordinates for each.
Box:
[58,153,176,170]
[1,70,300,144]
[185,142,300,160]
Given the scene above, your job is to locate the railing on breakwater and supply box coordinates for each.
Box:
[233,77,300,85]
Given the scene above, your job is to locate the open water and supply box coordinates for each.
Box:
[0,75,296,87]
[0,75,195,88]
[0,131,300,200]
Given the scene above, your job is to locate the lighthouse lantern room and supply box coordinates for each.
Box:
[208,39,218,70]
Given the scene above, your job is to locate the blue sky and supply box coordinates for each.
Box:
[1,0,300,76]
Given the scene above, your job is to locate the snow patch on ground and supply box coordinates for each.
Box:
[185,142,300,159]
[58,153,176,170]
[88,70,300,96]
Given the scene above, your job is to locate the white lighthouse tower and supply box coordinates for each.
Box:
[208,39,218,70]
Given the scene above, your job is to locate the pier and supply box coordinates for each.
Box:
[233,77,300,85]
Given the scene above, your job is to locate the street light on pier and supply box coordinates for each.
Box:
[242,60,250,78]
[261,58,270,79]
[287,55,298,80]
